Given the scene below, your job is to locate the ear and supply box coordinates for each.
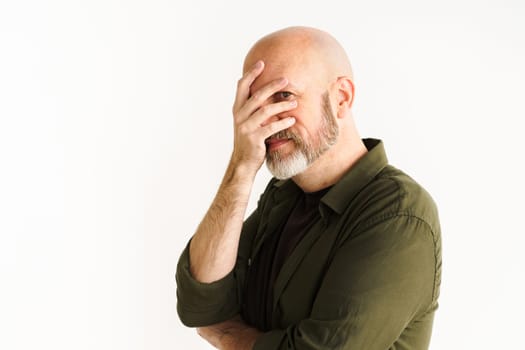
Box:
[335,76,355,117]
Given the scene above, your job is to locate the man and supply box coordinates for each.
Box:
[176,26,441,350]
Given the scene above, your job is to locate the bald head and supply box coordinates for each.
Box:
[243,26,353,83]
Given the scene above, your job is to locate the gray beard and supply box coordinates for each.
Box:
[266,148,310,180]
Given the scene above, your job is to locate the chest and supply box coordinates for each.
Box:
[251,216,343,328]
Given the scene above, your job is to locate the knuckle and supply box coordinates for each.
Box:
[259,104,271,115]
[267,122,280,133]
[233,104,247,118]
[251,92,262,102]
[237,123,249,134]
[271,79,282,87]
[271,79,284,90]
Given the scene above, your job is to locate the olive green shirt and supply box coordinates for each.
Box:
[176,139,442,349]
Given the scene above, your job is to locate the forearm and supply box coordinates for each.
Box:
[189,160,256,283]
[197,316,262,350]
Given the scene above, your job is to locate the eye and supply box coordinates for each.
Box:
[274,91,293,100]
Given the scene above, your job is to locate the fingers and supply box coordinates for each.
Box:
[239,115,296,143]
[258,116,296,140]
[236,99,296,136]
[233,60,264,113]
[233,60,291,124]
[237,77,289,122]
[229,61,298,172]
[251,100,297,127]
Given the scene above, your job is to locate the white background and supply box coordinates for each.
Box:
[1,0,524,349]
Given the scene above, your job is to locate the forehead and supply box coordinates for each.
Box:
[250,62,301,93]
[247,53,324,95]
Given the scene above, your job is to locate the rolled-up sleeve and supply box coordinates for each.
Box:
[254,214,441,350]
[176,243,240,327]
[176,208,262,327]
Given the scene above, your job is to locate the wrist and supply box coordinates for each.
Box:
[220,327,262,350]
[225,159,259,186]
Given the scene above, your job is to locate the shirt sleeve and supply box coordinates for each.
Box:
[254,214,441,350]
[176,208,261,327]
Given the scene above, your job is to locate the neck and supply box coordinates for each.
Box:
[292,133,367,193]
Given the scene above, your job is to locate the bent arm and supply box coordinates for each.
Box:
[176,59,298,331]
[176,197,263,327]
[187,60,297,283]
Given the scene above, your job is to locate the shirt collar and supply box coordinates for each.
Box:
[272,138,388,215]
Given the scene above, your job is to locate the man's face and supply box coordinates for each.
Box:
[265,91,339,179]
[246,52,340,180]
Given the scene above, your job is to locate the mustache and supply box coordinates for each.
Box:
[268,129,301,144]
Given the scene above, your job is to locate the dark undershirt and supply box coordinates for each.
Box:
[242,186,330,331]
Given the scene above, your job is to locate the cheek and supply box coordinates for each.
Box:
[290,106,319,136]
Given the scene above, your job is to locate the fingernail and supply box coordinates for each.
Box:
[254,60,263,69]
[288,117,296,123]
[290,100,297,106]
